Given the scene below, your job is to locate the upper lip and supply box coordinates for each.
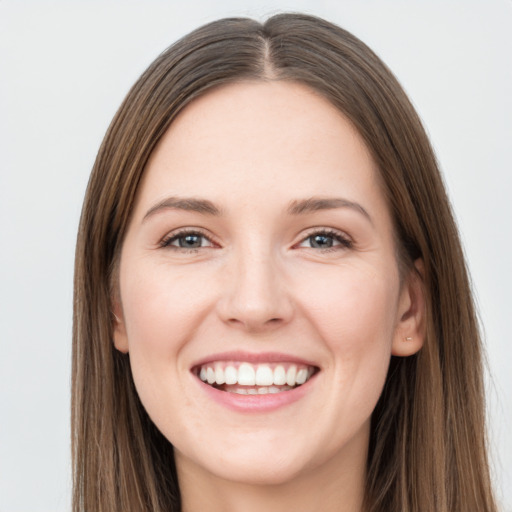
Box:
[190,351,320,369]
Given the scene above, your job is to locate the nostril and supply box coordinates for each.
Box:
[227,315,282,324]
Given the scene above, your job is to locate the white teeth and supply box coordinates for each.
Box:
[273,365,286,385]
[215,365,225,385]
[226,386,293,395]
[255,365,274,386]
[286,366,296,387]
[238,363,256,386]
[295,368,308,385]
[198,362,316,388]
[230,388,247,395]
[206,367,216,385]
[224,365,237,385]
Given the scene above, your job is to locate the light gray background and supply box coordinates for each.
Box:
[1,1,510,511]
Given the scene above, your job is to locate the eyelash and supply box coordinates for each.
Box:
[159,228,353,253]
[159,229,215,252]
[298,228,353,252]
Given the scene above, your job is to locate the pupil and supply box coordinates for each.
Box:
[311,234,333,248]
[180,235,201,248]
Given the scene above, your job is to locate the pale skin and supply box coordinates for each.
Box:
[113,81,425,512]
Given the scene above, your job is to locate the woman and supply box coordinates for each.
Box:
[72,13,497,512]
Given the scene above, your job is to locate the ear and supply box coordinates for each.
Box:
[111,299,129,354]
[391,259,426,357]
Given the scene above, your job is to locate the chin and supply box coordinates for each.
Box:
[201,455,309,487]
[175,433,317,487]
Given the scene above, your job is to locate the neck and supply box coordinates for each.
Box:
[177,430,368,512]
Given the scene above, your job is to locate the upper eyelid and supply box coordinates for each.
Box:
[165,227,211,237]
[302,226,348,235]
[160,227,217,247]
[297,226,352,241]
[294,228,354,250]
[159,226,352,247]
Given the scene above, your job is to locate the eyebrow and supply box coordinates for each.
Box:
[142,195,372,224]
[143,196,222,221]
[287,197,373,224]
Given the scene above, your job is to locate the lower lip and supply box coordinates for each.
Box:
[195,375,317,413]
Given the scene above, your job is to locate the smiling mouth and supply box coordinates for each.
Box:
[195,362,318,395]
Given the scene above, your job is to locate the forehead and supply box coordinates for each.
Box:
[135,80,386,218]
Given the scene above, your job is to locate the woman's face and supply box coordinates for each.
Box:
[114,81,423,486]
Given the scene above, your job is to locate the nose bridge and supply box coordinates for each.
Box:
[218,239,292,330]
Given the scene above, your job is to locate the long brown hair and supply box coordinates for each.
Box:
[72,13,497,511]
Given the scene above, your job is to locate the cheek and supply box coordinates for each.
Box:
[297,261,400,346]
[122,263,213,352]
[119,262,217,407]
[118,263,218,434]
[296,263,399,406]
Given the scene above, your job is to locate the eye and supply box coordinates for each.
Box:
[298,229,352,250]
[160,230,214,250]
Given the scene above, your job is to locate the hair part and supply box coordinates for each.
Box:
[73,13,496,511]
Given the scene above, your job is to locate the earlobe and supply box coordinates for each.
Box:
[112,302,129,353]
[391,259,426,357]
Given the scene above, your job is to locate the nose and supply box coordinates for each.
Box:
[216,247,294,333]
